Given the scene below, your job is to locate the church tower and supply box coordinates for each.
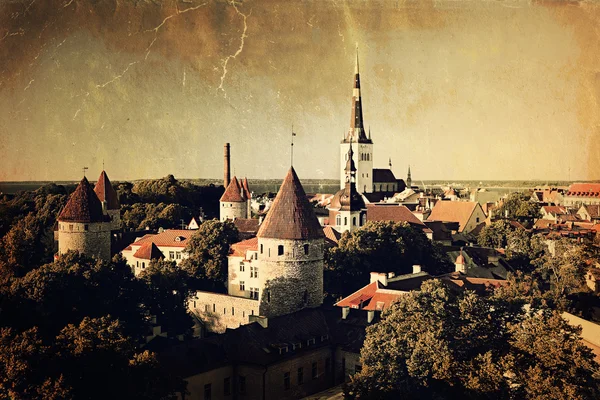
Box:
[340,47,373,194]
[57,176,111,261]
[330,141,367,233]
[94,170,121,231]
[256,167,325,318]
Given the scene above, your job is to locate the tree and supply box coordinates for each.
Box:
[346,280,600,399]
[477,220,515,249]
[179,219,238,289]
[505,230,546,272]
[324,221,451,299]
[497,192,540,220]
[138,260,193,337]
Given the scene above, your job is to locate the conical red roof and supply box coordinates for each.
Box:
[220,176,245,202]
[257,167,324,240]
[242,177,251,199]
[133,242,164,260]
[94,170,120,210]
[58,177,106,223]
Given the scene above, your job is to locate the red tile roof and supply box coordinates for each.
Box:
[427,201,480,232]
[58,177,107,223]
[335,281,405,311]
[242,178,251,199]
[257,167,325,240]
[367,204,425,226]
[94,170,120,210]
[128,229,194,249]
[230,237,259,257]
[220,176,245,203]
[233,218,259,233]
[566,183,600,196]
[133,242,165,260]
[582,205,600,219]
[541,205,567,215]
[322,226,341,245]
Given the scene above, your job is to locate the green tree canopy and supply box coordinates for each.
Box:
[179,219,239,290]
[497,192,540,220]
[346,280,600,400]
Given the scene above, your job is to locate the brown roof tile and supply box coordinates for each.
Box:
[94,170,120,210]
[220,176,245,203]
[256,167,325,240]
[230,237,259,257]
[233,218,259,233]
[427,201,480,232]
[366,204,425,226]
[133,242,165,260]
[58,177,107,223]
[130,229,194,248]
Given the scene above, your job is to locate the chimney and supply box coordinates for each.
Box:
[342,307,350,320]
[370,272,388,286]
[224,143,231,188]
[412,265,422,274]
[367,310,375,324]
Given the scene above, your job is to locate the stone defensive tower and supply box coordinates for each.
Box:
[94,170,121,231]
[57,176,111,261]
[256,167,325,318]
[219,176,250,221]
[340,47,373,194]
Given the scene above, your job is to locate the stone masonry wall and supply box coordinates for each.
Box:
[190,291,259,333]
[220,201,247,222]
[257,238,324,318]
[58,221,111,261]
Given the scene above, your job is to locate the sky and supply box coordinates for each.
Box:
[1,0,599,182]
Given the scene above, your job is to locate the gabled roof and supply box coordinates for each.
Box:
[94,170,120,210]
[372,169,396,183]
[233,218,259,233]
[230,237,259,258]
[242,178,251,199]
[220,176,245,203]
[257,167,324,240]
[427,201,481,232]
[124,229,194,250]
[541,205,567,216]
[335,280,408,311]
[58,177,107,223]
[582,204,600,219]
[366,204,425,226]
[322,226,341,245]
[133,242,164,260]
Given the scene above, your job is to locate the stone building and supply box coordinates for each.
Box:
[93,170,121,231]
[220,176,251,222]
[563,183,600,207]
[57,176,112,261]
[192,167,325,333]
[121,229,193,275]
[329,142,367,233]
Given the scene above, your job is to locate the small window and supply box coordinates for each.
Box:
[278,245,284,256]
[84,224,89,231]
[336,215,341,226]
[284,372,290,390]
[213,304,216,312]
[304,244,309,255]
[205,304,209,312]
[476,217,480,223]
[239,376,246,394]
[260,244,263,254]
[354,365,362,374]
[344,217,347,225]
[169,251,175,260]
[69,224,73,231]
[224,377,231,396]
[240,263,245,272]
[232,307,235,315]
[240,281,245,291]
[298,367,304,385]
[312,362,318,379]
[224,308,226,315]
[267,290,271,303]
[142,262,145,269]
[352,217,356,226]
[204,383,211,400]
[176,252,182,260]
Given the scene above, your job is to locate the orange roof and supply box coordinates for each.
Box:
[322,226,341,244]
[366,204,425,226]
[242,178,251,199]
[230,237,258,257]
[94,170,120,210]
[533,219,555,230]
[128,229,194,249]
[427,201,480,232]
[133,242,164,260]
[220,176,245,203]
[541,205,567,215]
[335,281,406,311]
[257,167,324,240]
[566,183,600,196]
[58,177,107,223]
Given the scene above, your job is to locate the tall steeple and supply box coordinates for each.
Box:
[407,165,412,188]
[344,140,357,183]
[344,45,371,144]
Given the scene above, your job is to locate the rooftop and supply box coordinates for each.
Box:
[58,176,107,223]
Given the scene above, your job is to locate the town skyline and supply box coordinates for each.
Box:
[1,0,599,182]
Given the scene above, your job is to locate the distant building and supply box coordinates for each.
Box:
[563,183,600,207]
[56,176,112,261]
[220,176,251,222]
[577,204,600,223]
[427,201,487,234]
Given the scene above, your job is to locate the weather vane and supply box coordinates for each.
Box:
[291,124,297,166]
[82,166,88,177]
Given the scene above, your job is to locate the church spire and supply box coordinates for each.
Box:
[344,139,357,183]
[344,45,370,144]
[407,165,412,188]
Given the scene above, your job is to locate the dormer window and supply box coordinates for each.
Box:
[174,236,185,242]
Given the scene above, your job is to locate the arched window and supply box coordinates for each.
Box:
[304,244,309,255]
[352,217,356,226]
[142,262,145,269]
[336,215,341,226]
[344,217,348,226]
[278,245,284,256]
[260,244,263,254]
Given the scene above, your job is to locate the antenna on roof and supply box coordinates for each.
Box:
[82,166,88,177]
[291,124,297,167]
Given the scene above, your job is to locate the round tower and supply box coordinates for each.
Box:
[256,167,325,318]
[94,170,121,231]
[219,176,249,221]
[57,176,111,261]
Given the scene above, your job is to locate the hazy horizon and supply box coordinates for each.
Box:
[2,0,599,182]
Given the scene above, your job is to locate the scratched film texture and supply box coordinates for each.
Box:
[1,0,599,181]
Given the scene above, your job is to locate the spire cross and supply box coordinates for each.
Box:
[82,166,88,177]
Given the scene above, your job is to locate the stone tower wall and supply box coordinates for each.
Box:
[257,237,324,318]
[107,209,121,231]
[220,201,248,221]
[58,221,111,261]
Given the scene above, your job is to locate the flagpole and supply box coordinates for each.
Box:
[291,124,295,167]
